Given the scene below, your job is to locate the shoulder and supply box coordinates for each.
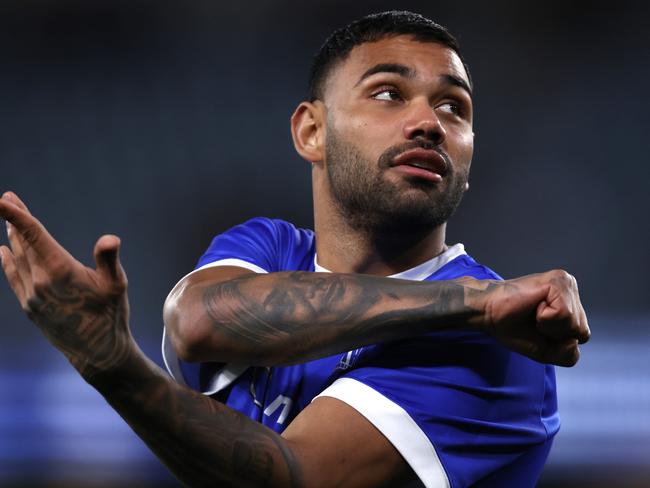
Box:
[212,217,313,243]
[197,217,316,272]
[431,246,503,281]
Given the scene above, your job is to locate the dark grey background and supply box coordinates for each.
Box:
[0,1,648,486]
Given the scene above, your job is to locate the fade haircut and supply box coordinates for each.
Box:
[308,10,471,101]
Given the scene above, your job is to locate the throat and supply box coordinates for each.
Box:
[315,218,447,276]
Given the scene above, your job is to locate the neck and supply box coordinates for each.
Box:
[314,200,448,276]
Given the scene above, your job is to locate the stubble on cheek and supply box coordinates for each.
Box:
[324,121,470,233]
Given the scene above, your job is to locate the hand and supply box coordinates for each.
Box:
[0,191,134,381]
[477,270,590,366]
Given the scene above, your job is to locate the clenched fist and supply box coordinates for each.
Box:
[466,271,590,366]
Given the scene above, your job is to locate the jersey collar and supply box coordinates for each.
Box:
[314,243,466,281]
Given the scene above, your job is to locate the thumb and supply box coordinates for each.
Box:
[94,234,127,287]
[536,281,566,322]
[536,299,554,321]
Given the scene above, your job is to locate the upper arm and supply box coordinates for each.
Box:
[281,396,418,488]
[163,216,311,362]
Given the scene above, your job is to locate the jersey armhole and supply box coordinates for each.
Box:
[315,377,450,488]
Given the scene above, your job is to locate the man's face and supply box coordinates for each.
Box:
[322,35,474,233]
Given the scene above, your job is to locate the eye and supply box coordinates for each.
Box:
[437,101,463,117]
[371,88,402,102]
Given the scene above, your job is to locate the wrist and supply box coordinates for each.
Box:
[80,336,151,391]
[458,277,494,332]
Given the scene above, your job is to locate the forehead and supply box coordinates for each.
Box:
[328,35,469,93]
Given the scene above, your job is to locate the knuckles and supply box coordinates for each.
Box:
[562,341,581,367]
[547,269,575,288]
[24,295,44,316]
[542,339,580,367]
[31,278,54,300]
[21,223,42,247]
[109,279,128,296]
[48,260,74,283]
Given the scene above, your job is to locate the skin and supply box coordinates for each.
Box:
[166,38,587,368]
[309,36,475,274]
[1,36,590,487]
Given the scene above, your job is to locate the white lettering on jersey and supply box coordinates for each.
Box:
[337,348,362,370]
[263,395,293,425]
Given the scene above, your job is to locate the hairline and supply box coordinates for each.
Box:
[313,33,471,103]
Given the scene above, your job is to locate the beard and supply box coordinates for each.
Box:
[325,126,469,235]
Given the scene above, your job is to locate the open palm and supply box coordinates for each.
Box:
[0,192,133,381]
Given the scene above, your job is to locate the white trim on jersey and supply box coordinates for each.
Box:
[314,243,466,281]
[316,377,450,488]
[161,258,268,394]
[162,326,250,395]
[165,258,269,310]
[203,363,250,395]
[195,258,269,275]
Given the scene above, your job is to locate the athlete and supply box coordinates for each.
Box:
[0,11,589,488]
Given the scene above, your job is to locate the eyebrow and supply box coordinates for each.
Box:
[440,73,473,97]
[355,63,415,86]
[354,62,473,97]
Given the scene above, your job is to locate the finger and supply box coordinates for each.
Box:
[0,245,27,307]
[576,304,590,344]
[553,339,580,367]
[3,192,42,274]
[535,299,572,339]
[2,191,32,214]
[570,277,591,344]
[536,288,586,342]
[94,234,127,291]
[5,221,34,292]
[536,291,571,322]
[0,197,60,260]
[533,334,580,367]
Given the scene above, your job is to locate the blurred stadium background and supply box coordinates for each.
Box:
[0,1,648,486]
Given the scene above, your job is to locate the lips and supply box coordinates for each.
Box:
[391,148,448,177]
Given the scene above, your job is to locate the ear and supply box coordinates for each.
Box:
[291,101,325,164]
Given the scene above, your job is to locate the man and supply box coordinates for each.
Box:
[0,11,588,488]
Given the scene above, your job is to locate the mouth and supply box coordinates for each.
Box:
[390,148,448,183]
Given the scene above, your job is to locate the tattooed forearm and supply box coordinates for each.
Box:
[176,271,486,365]
[93,353,304,488]
[10,253,294,486]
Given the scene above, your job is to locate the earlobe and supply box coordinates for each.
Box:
[291,101,325,164]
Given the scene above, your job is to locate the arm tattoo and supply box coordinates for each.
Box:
[201,271,479,364]
[23,275,300,486]
[95,360,304,488]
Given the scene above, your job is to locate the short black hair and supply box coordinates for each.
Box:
[308,10,471,101]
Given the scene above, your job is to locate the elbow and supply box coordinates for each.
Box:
[163,287,214,363]
[163,278,277,365]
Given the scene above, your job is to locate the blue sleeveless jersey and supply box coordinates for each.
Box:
[162,217,559,488]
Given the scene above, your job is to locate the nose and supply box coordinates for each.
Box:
[402,99,446,145]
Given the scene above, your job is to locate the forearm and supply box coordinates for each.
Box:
[166,271,490,365]
[87,345,303,488]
